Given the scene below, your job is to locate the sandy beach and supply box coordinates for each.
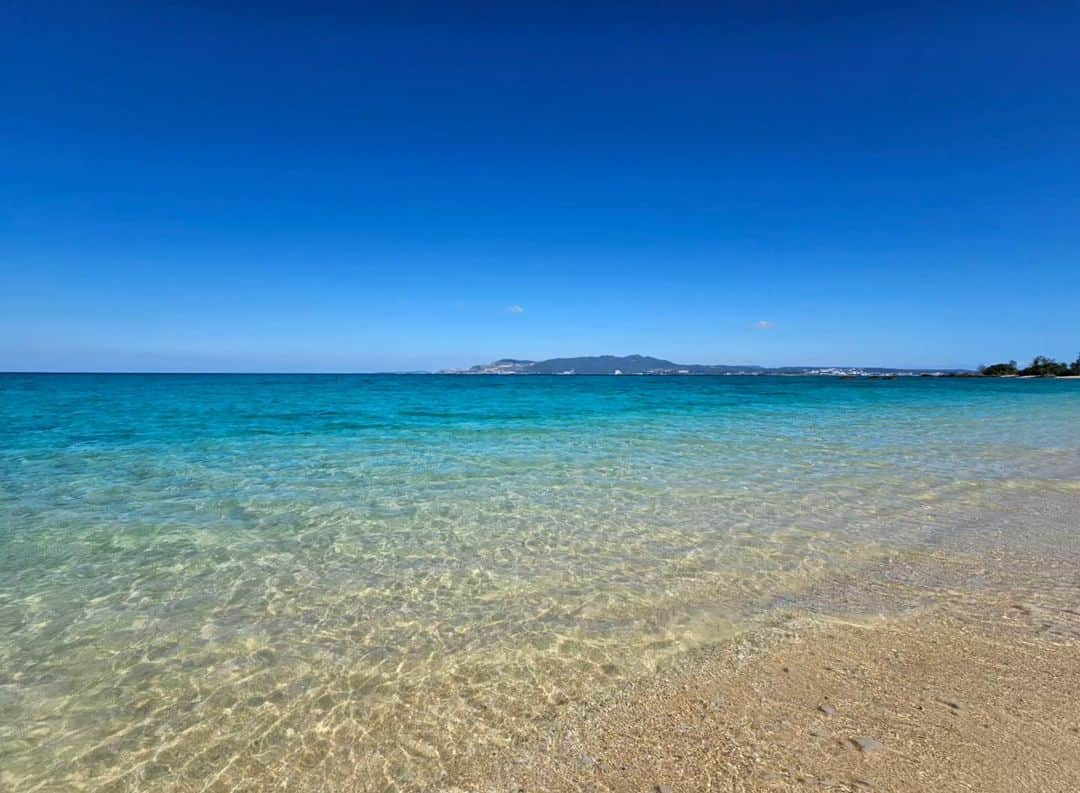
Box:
[455,538,1080,792]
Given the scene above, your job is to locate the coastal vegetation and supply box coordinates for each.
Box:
[979,354,1080,377]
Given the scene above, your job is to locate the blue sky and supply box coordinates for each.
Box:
[2,2,1078,371]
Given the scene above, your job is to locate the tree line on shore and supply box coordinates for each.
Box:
[980,354,1080,377]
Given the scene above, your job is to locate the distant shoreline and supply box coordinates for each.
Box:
[442,352,1080,377]
[438,371,1080,378]
[4,371,1080,379]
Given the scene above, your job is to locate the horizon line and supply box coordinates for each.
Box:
[1,368,978,376]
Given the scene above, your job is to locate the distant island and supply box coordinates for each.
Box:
[441,355,968,377]
[442,353,1080,377]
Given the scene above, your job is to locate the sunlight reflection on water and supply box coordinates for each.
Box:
[1,374,1078,791]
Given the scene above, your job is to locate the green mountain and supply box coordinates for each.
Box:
[451,355,764,375]
[445,355,970,376]
[525,355,762,375]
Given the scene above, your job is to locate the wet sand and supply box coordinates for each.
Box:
[452,547,1080,792]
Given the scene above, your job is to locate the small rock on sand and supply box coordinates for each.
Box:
[656,785,674,793]
[851,736,885,753]
[818,703,838,716]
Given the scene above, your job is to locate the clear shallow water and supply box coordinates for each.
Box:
[1,374,1078,791]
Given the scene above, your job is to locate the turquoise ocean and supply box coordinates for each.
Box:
[2,374,1078,791]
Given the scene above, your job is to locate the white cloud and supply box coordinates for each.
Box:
[507,304,525,314]
[753,320,776,330]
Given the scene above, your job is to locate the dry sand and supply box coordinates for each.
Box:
[449,551,1080,793]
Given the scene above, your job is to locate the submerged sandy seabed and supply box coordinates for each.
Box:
[452,525,1080,792]
[5,495,1078,793]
